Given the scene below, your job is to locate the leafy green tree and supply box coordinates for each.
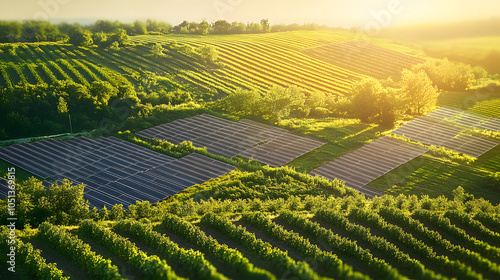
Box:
[261,85,305,121]
[212,20,231,34]
[150,43,165,56]
[131,20,147,35]
[197,20,209,34]
[400,69,439,114]
[412,59,473,91]
[92,32,107,47]
[231,22,246,33]
[197,45,219,64]
[89,81,119,106]
[108,28,129,47]
[68,29,93,47]
[47,179,89,225]
[351,78,385,122]
[57,96,73,133]
[222,88,260,116]
[246,22,263,33]
[261,19,271,33]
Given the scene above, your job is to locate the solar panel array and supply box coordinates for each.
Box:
[310,137,428,198]
[137,114,326,167]
[0,137,235,208]
[427,107,488,128]
[440,135,499,158]
[392,108,499,158]
[0,178,8,200]
[392,116,463,146]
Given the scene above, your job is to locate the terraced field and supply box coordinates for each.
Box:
[5,197,500,280]
[302,40,426,79]
[131,30,426,95]
[0,31,428,96]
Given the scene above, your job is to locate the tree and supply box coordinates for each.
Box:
[197,20,209,34]
[57,96,73,133]
[350,78,385,122]
[108,28,129,47]
[89,81,118,106]
[131,20,147,35]
[150,43,165,56]
[261,85,305,121]
[222,88,260,116]
[197,45,219,64]
[212,20,231,34]
[400,69,439,114]
[261,19,271,33]
[92,32,107,47]
[231,22,246,34]
[68,29,93,47]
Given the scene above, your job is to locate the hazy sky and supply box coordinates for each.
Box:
[1,0,499,28]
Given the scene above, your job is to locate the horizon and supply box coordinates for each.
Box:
[2,0,500,29]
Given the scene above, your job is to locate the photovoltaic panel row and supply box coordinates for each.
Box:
[137,114,327,166]
[0,137,235,209]
[137,114,289,158]
[310,137,428,198]
[440,134,499,158]
[392,116,463,146]
[478,118,500,132]
[427,107,487,128]
[239,132,327,167]
[427,106,500,132]
[0,178,7,200]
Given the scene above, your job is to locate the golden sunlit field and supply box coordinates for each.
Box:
[1,4,500,279]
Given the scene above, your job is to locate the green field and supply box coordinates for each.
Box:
[4,176,500,280]
[1,27,500,280]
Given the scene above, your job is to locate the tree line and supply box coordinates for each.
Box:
[0,19,324,44]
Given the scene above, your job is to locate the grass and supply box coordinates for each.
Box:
[0,159,42,182]
[369,144,500,204]
[275,117,390,172]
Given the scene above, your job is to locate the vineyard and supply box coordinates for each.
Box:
[3,189,500,280]
[0,31,429,97]
[302,41,425,79]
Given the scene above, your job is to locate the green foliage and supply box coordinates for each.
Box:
[0,178,89,227]
[57,96,68,114]
[412,59,474,91]
[0,228,68,279]
[69,29,93,47]
[150,42,165,56]
[114,219,227,280]
[160,213,275,280]
[197,45,219,64]
[400,69,439,114]
[38,221,122,280]
[219,88,260,116]
[260,85,305,121]
[79,220,183,279]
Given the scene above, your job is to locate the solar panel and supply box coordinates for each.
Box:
[0,135,237,209]
[310,137,427,198]
[137,114,326,166]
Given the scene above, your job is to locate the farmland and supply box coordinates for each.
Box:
[3,177,500,280]
[1,22,500,280]
[0,30,428,98]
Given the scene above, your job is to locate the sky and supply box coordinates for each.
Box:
[0,0,499,28]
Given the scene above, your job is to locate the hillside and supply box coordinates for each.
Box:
[1,28,500,280]
[3,176,500,280]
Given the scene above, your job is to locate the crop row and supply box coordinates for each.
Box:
[78,219,183,280]
[37,221,123,280]
[160,213,276,280]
